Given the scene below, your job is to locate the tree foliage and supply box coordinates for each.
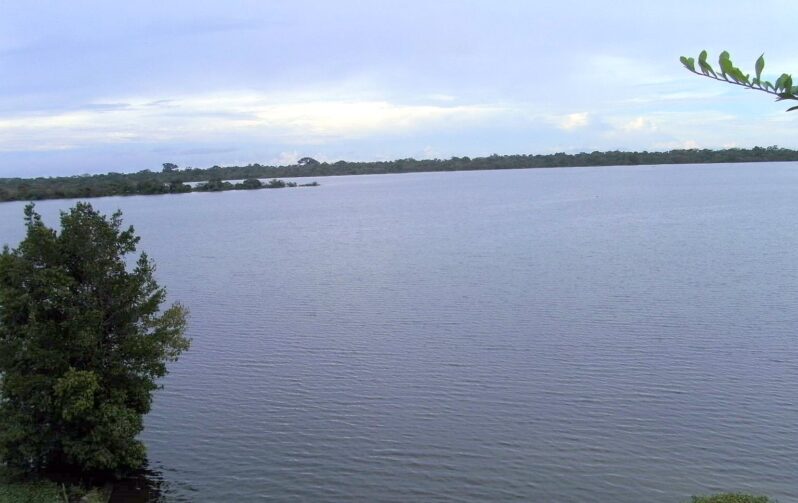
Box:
[681,50,798,111]
[2,147,798,202]
[0,203,189,475]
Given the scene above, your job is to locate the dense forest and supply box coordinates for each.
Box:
[1,146,797,202]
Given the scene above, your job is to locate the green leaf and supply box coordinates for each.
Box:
[699,60,716,77]
[786,105,798,112]
[755,54,765,82]
[696,50,709,75]
[731,67,750,85]
[695,51,715,77]
[682,49,798,111]
[775,73,790,92]
[718,51,733,78]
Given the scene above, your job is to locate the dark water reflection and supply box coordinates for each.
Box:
[108,466,175,503]
[1,163,797,502]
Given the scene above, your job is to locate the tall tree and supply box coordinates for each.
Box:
[0,203,189,475]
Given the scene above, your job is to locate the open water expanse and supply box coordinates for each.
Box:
[1,163,797,502]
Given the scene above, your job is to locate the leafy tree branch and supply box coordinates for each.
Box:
[680,50,798,111]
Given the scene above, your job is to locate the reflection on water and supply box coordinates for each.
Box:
[110,463,194,503]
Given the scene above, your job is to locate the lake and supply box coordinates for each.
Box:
[1,163,797,502]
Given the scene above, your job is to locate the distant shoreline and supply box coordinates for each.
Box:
[2,147,797,202]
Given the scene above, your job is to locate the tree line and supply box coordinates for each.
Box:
[0,174,319,202]
[2,146,798,202]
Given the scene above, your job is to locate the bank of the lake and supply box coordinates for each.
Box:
[0,467,111,503]
[1,146,796,202]
[0,469,771,503]
[0,174,320,203]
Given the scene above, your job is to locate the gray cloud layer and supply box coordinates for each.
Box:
[1,0,796,176]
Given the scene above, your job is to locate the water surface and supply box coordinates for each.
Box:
[1,163,797,502]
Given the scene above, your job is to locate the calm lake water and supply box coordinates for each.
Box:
[1,163,797,502]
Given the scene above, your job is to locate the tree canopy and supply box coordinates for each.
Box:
[2,147,797,202]
[681,51,798,111]
[0,203,190,475]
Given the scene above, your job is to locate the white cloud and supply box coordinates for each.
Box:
[624,89,727,105]
[554,112,590,130]
[0,93,505,152]
[248,100,500,138]
[618,116,657,133]
[601,110,737,142]
[422,145,439,159]
[271,151,300,166]
[654,140,700,150]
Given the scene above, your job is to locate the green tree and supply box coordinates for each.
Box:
[266,178,287,188]
[237,178,263,189]
[681,50,798,111]
[0,203,189,476]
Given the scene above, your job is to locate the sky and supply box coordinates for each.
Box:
[1,0,798,177]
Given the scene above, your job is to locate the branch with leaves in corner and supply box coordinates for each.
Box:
[680,50,798,111]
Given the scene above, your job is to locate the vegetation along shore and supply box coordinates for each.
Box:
[2,146,797,203]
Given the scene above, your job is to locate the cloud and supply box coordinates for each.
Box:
[618,116,657,133]
[422,145,439,159]
[272,151,300,166]
[623,89,726,105]
[654,140,700,150]
[554,112,590,130]
[0,93,505,152]
[600,110,737,144]
[247,99,501,139]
